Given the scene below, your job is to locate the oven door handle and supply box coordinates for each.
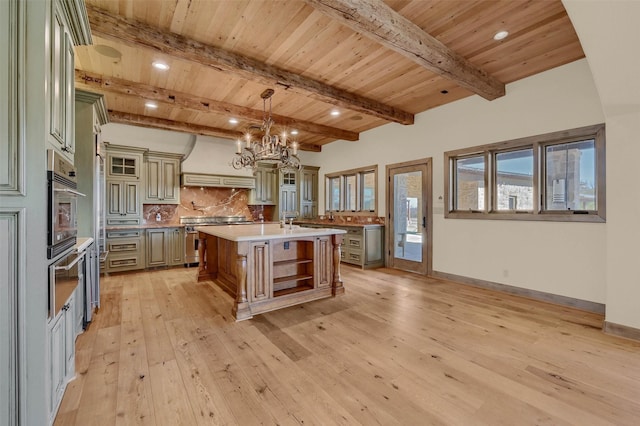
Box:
[54,188,86,197]
[54,252,85,271]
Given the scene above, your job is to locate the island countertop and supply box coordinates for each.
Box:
[194,223,346,242]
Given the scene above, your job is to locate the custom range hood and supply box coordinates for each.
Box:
[181,135,256,189]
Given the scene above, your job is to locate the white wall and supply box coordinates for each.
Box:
[564,0,640,329]
[317,59,607,303]
[101,123,193,155]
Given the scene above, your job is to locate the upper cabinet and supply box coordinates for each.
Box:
[104,144,146,226]
[249,163,278,205]
[277,167,319,220]
[105,144,144,180]
[47,0,91,163]
[300,167,319,219]
[143,152,182,204]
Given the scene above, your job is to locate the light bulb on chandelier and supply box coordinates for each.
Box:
[231,89,302,173]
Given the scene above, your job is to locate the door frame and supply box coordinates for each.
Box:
[385,158,433,275]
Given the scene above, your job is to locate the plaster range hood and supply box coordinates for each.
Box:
[179,135,257,189]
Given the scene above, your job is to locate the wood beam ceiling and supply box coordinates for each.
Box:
[107,110,322,152]
[75,70,359,142]
[85,4,414,125]
[304,0,505,101]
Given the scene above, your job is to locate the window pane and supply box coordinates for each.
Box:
[362,171,375,211]
[496,149,534,211]
[455,156,485,210]
[545,139,596,211]
[344,175,357,211]
[328,177,340,211]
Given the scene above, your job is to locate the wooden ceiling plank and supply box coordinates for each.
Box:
[85,4,414,125]
[108,110,243,139]
[108,109,323,153]
[75,69,358,141]
[304,0,505,101]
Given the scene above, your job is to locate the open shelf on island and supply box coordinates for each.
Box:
[272,239,315,298]
[274,258,313,266]
[273,282,314,297]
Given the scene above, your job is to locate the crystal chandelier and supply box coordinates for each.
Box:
[231,89,302,172]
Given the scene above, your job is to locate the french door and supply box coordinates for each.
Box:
[386,159,432,275]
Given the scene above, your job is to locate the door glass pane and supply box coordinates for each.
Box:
[545,139,596,211]
[496,149,534,211]
[344,175,357,211]
[394,171,422,262]
[362,171,376,211]
[328,177,340,211]
[455,156,485,211]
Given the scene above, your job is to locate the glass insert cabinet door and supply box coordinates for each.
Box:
[388,161,429,275]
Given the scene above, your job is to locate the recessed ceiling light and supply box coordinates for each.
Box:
[330,110,340,117]
[291,130,299,135]
[228,118,239,124]
[493,30,509,41]
[145,102,158,109]
[152,61,170,71]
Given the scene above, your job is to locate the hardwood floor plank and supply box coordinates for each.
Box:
[163,317,238,425]
[56,266,640,425]
[148,359,198,425]
[115,283,157,425]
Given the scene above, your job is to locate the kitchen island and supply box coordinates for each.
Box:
[196,223,346,321]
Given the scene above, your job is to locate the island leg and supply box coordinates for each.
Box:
[331,234,344,295]
[197,233,218,282]
[233,241,252,321]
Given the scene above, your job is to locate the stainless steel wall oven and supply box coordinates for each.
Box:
[48,248,85,320]
[47,150,84,258]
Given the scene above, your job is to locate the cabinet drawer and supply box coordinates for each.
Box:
[108,241,140,253]
[106,254,144,272]
[346,228,363,236]
[346,237,362,249]
[106,229,142,239]
[107,217,141,226]
[344,250,362,265]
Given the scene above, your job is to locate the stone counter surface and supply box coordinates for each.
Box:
[195,223,346,242]
[106,223,186,231]
[294,219,384,228]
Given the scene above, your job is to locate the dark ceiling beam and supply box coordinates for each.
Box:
[75,69,359,141]
[304,0,505,101]
[86,4,414,125]
[107,110,323,152]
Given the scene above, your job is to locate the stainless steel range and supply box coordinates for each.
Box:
[180,216,254,266]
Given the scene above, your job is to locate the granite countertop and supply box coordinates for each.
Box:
[74,237,94,252]
[195,223,346,242]
[106,223,186,231]
[295,219,385,228]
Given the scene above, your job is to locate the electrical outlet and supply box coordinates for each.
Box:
[346,216,352,222]
[155,213,161,222]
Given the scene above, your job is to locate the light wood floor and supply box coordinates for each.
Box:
[55,266,640,425]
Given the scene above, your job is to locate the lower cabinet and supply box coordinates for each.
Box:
[299,224,384,269]
[341,226,384,269]
[47,292,75,424]
[105,229,145,273]
[146,227,184,268]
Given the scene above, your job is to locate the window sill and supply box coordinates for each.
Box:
[444,211,605,223]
